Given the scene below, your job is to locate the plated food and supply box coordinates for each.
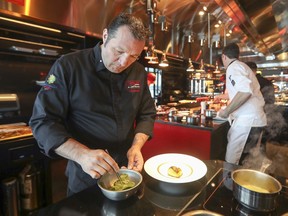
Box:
[144,153,207,183]
[168,166,183,178]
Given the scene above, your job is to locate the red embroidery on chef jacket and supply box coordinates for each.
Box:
[126,80,141,92]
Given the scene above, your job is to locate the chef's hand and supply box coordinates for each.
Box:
[78,149,121,179]
[55,140,120,179]
[125,146,144,172]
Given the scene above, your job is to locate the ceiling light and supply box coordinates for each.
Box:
[147,51,159,64]
[196,59,205,73]
[159,52,169,67]
[0,16,61,33]
[213,61,220,73]
[148,58,159,64]
[199,11,205,16]
[186,58,195,72]
[1,37,63,49]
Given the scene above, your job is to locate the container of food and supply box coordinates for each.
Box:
[205,109,216,119]
[186,115,200,125]
[231,169,282,212]
[97,169,142,201]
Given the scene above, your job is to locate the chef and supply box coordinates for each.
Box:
[218,43,266,165]
[29,13,156,196]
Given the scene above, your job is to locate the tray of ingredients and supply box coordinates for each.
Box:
[0,123,33,141]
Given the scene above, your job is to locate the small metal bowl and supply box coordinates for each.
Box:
[97,169,142,201]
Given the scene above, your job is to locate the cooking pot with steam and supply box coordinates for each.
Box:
[231,169,282,212]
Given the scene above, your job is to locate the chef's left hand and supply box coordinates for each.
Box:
[125,146,144,172]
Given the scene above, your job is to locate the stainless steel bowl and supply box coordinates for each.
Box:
[97,169,142,201]
[231,169,282,211]
[205,109,216,119]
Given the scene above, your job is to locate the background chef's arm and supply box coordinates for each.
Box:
[220,91,251,118]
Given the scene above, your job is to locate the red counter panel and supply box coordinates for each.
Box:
[142,122,211,161]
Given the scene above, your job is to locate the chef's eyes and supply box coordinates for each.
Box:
[113,48,139,60]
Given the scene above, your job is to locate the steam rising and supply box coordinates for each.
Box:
[242,104,288,178]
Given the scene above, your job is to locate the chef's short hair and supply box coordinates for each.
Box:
[105,13,149,45]
[222,43,240,59]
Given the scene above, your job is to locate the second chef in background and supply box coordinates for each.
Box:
[218,43,267,165]
[29,13,156,196]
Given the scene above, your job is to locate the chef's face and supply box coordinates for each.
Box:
[221,54,228,69]
[101,26,145,73]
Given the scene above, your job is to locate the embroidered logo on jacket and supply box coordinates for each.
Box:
[40,74,57,90]
[229,75,235,86]
[126,80,141,92]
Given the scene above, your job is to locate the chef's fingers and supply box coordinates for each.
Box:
[127,154,143,172]
[103,149,120,173]
[80,149,119,177]
[87,170,101,179]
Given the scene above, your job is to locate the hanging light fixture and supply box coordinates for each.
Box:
[159,15,169,67]
[195,59,205,79]
[186,33,194,72]
[146,0,158,64]
[213,60,221,73]
[148,51,159,64]
[159,51,169,67]
[186,58,194,72]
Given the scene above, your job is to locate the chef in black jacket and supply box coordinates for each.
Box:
[30,13,156,195]
[245,61,275,105]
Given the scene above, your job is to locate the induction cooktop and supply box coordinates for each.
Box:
[179,168,288,216]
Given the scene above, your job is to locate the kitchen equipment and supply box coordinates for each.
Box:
[0,94,20,119]
[1,177,20,216]
[173,114,183,122]
[19,164,41,211]
[231,169,282,212]
[205,109,216,119]
[104,149,123,184]
[97,169,142,201]
[186,115,200,125]
[182,210,222,216]
[200,101,207,115]
[168,110,178,117]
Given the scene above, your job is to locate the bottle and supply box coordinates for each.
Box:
[18,163,40,213]
[1,177,20,216]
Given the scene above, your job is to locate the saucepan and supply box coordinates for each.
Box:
[231,169,282,212]
[205,109,216,119]
[186,115,200,125]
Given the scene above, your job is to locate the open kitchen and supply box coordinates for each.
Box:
[0,0,288,215]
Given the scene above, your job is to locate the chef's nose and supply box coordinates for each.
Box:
[118,53,131,67]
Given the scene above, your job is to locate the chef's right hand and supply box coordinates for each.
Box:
[78,149,120,179]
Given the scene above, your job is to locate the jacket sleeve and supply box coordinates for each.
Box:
[134,75,156,139]
[29,58,72,158]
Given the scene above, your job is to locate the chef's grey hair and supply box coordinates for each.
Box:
[104,13,149,46]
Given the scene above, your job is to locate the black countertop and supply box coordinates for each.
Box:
[31,160,288,216]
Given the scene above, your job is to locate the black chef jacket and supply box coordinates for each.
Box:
[29,42,156,193]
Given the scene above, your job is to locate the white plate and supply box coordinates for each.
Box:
[144,153,207,183]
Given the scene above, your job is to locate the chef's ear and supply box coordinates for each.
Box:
[103,29,108,44]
